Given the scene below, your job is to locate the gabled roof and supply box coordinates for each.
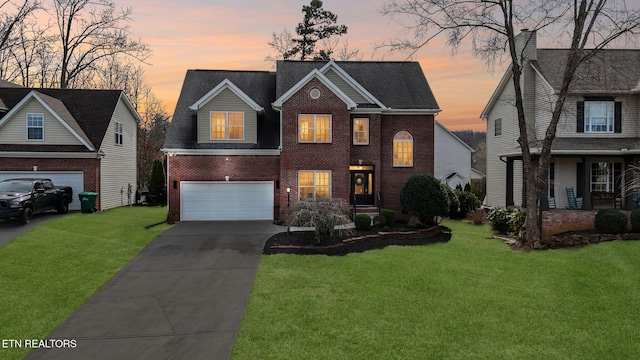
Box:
[435,120,474,152]
[164,70,278,150]
[272,68,357,109]
[0,87,124,152]
[275,60,440,110]
[534,49,640,93]
[190,78,264,111]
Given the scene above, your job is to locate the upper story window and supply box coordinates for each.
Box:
[585,101,614,133]
[211,112,244,140]
[393,131,413,167]
[353,118,369,145]
[27,113,44,140]
[299,170,331,200]
[115,121,123,145]
[494,118,502,137]
[299,114,331,143]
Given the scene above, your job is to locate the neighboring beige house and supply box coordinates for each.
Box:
[0,86,140,210]
[482,30,640,211]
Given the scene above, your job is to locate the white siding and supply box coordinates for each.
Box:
[99,97,138,210]
[196,88,258,144]
[553,94,638,138]
[434,122,473,188]
[486,77,524,207]
[0,98,83,145]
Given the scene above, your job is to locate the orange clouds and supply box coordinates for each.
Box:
[123,0,500,131]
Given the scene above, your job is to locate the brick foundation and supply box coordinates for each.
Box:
[542,209,632,237]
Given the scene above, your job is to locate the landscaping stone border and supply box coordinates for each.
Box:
[543,232,640,249]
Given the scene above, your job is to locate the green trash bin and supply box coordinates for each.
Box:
[79,192,99,213]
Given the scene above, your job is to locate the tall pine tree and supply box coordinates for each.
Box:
[285,0,347,60]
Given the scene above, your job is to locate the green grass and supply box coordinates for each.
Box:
[0,207,171,360]
[233,219,640,360]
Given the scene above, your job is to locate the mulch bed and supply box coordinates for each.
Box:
[263,224,451,256]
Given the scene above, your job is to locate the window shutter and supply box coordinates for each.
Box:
[614,102,622,133]
[577,101,584,133]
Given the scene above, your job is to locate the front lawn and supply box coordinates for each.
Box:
[233,219,640,359]
[0,207,171,360]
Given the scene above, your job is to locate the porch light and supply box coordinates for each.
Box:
[286,187,291,208]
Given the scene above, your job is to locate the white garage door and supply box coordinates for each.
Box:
[0,171,84,211]
[181,181,274,221]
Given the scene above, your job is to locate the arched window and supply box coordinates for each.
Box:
[393,131,413,167]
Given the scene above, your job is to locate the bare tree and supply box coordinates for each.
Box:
[265,29,295,67]
[381,0,640,247]
[0,0,41,52]
[52,0,150,88]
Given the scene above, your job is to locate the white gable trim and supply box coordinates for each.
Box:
[319,61,388,109]
[272,69,357,109]
[190,79,264,111]
[480,65,513,119]
[529,62,555,94]
[0,91,94,151]
[118,92,143,123]
[435,120,474,152]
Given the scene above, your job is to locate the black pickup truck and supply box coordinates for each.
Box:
[0,178,73,224]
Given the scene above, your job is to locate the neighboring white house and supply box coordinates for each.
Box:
[434,120,482,189]
[481,29,640,211]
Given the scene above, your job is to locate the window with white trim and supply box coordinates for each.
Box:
[298,170,331,200]
[393,131,413,167]
[591,162,622,192]
[494,118,502,137]
[298,114,331,143]
[210,111,244,140]
[27,113,44,140]
[585,101,614,133]
[115,121,123,145]
[353,118,369,145]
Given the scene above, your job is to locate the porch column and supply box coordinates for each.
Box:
[506,158,514,206]
[582,156,592,210]
[541,164,549,211]
[625,155,635,210]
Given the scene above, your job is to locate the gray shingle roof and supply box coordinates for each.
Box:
[0,88,122,151]
[533,49,640,92]
[164,70,278,149]
[166,61,440,150]
[276,60,440,109]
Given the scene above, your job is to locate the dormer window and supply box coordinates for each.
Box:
[211,112,244,140]
[27,113,44,140]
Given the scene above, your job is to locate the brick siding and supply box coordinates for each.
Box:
[0,157,101,208]
[167,154,280,222]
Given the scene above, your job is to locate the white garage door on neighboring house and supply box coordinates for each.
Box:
[0,171,84,211]
[181,181,274,221]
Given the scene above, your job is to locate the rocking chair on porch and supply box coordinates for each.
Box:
[565,187,581,210]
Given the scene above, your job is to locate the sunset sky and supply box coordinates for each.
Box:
[118,0,513,131]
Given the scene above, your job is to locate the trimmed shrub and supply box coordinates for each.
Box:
[442,183,460,218]
[355,214,371,230]
[487,207,512,234]
[508,208,526,235]
[631,209,640,233]
[400,174,449,225]
[380,209,396,226]
[595,209,628,234]
[454,190,481,219]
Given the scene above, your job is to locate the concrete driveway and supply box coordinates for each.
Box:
[0,212,66,248]
[26,221,284,360]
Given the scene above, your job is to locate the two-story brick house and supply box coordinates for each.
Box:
[482,30,640,212]
[163,60,440,222]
